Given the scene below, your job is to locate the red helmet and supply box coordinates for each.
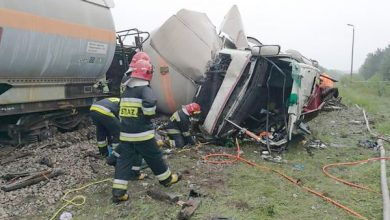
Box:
[131,59,153,81]
[130,52,151,68]
[185,103,201,115]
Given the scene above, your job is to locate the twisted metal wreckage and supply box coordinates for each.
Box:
[140,6,334,151]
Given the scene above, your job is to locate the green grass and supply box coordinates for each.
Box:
[41,143,384,220]
[339,75,390,134]
[38,75,389,220]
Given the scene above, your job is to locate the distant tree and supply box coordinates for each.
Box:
[378,46,390,80]
[359,48,384,79]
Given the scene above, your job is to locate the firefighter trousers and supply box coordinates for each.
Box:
[167,133,194,148]
[167,133,185,148]
[112,138,172,197]
[90,111,120,148]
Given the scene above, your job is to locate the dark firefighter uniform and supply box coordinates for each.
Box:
[89,97,120,156]
[112,83,179,201]
[166,109,195,148]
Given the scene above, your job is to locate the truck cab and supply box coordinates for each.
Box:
[197,47,320,149]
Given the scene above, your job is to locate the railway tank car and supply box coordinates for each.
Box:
[0,0,117,144]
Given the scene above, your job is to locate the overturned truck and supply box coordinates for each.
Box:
[143,6,321,150]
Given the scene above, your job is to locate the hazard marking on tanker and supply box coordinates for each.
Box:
[158,56,177,112]
[86,41,108,55]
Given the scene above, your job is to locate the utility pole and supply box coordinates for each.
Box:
[347,24,355,79]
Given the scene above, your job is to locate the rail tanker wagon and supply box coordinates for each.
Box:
[0,0,116,144]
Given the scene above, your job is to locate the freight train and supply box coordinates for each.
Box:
[0,0,142,144]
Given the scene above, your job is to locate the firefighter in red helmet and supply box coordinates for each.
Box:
[112,58,181,203]
[164,103,201,148]
[122,51,152,86]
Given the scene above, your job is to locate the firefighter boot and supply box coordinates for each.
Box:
[112,193,129,204]
[98,146,109,157]
[136,173,148,180]
[160,173,182,187]
[106,154,117,166]
[130,171,148,180]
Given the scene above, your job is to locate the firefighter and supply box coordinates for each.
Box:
[112,57,181,203]
[89,97,120,156]
[165,103,201,148]
[121,51,151,88]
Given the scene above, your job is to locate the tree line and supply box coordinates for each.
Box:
[359,45,390,80]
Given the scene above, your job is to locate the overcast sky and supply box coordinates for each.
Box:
[111,0,390,72]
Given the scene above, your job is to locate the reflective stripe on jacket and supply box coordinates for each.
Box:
[166,109,191,136]
[90,97,120,118]
[119,85,157,142]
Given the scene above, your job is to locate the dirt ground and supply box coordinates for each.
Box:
[0,104,388,220]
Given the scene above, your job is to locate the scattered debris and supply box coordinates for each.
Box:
[306,140,327,149]
[292,164,305,171]
[0,207,8,219]
[59,211,73,220]
[261,151,286,163]
[84,151,105,160]
[350,120,362,125]
[38,156,53,167]
[177,198,202,220]
[146,188,180,204]
[89,158,100,174]
[1,168,64,192]
[38,143,56,149]
[210,217,232,220]
[322,97,346,111]
[358,140,378,149]
[1,172,30,181]
[188,189,202,198]
[0,152,33,165]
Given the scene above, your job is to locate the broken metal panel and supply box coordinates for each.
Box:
[287,61,320,139]
[219,5,248,49]
[202,49,251,134]
[194,53,232,122]
[215,58,259,137]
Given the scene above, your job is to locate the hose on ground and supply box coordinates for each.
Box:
[49,178,111,220]
[204,138,368,220]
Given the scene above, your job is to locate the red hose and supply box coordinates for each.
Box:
[203,139,368,220]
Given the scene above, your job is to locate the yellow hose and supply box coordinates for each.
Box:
[49,178,112,220]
